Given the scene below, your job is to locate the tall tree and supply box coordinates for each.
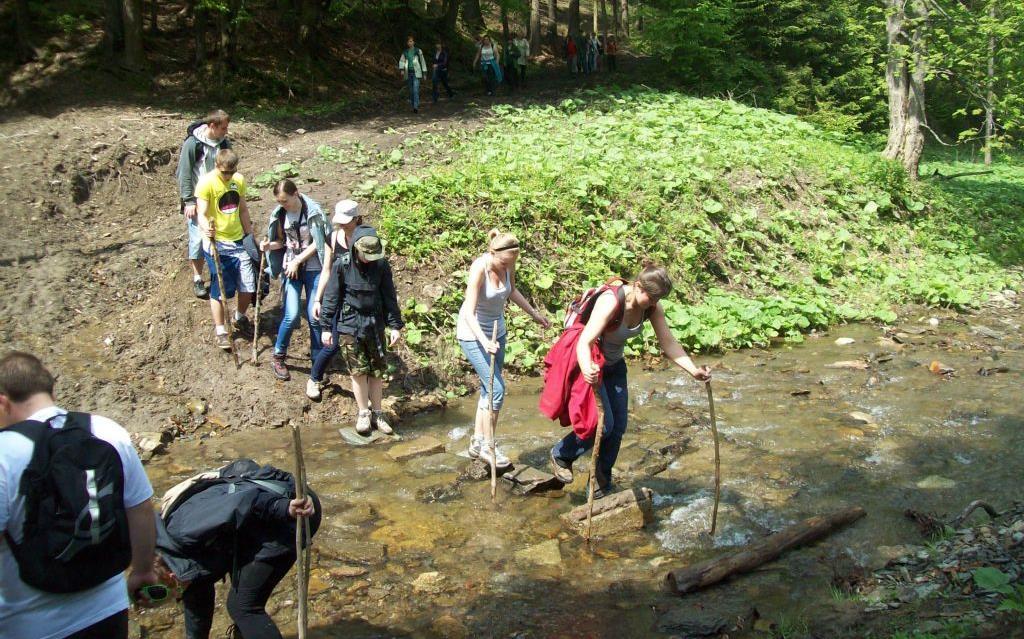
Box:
[883,0,928,178]
[600,0,608,34]
[149,0,159,34]
[463,0,485,34]
[123,0,145,69]
[593,0,598,33]
[612,0,620,35]
[297,0,322,55]
[985,2,996,164]
[547,0,557,41]
[443,0,460,33]
[530,0,541,50]
[14,0,35,62]
[620,0,629,37]
[105,0,126,58]
[569,0,580,36]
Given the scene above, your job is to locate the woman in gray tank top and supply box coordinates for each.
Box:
[457,229,550,468]
[550,261,711,497]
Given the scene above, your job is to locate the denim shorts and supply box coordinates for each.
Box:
[203,240,256,301]
[182,203,204,260]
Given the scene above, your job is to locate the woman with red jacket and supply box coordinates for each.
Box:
[549,261,711,497]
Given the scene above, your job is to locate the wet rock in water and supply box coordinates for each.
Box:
[848,411,875,424]
[562,487,654,538]
[928,360,955,375]
[416,480,463,503]
[835,337,856,346]
[404,452,462,478]
[339,427,397,447]
[329,565,369,579]
[916,475,956,489]
[657,603,755,638]
[501,465,564,495]
[461,459,491,481]
[318,539,387,565]
[826,360,870,370]
[514,539,562,566]
[432,614,468,639]
[411,571,448,594]
[387,436,446,462]
[836,426,865,439]
[615,447,669,478]
[307,570,331,596]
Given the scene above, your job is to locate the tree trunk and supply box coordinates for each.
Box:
[569,0,580,36]
[14,0,35,62]
[546,0,557,42]
[194,3,207,65]
[530,0,541,49]
[297,0,322,56]
[123,0,145,70]
[637,0,643,32]
[621,0,629,37]
[592,0,598,33]
[612,0,620,35]
[882,0,928,180]
[148,0,158,34]
[443,0,460,33]
[105,0,125,58]
[984,3,996,166]
[501,5,510,46]
[600,0,608,34]
[665,507,867,595]
[462,0,485,34]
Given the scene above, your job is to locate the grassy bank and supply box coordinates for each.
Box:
[369,89,1023,372]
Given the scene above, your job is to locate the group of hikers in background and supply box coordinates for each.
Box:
[397,30,621,111]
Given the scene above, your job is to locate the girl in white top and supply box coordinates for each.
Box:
[457,229,550,467]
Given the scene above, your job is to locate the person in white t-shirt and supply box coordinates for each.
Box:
[0,352,157,639]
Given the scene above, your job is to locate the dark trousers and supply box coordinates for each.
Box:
[607,54,617,71]
[432,68,453,102]
[551,358,629,485]
[519,65,526,83]
[67,610,128,639]
[183,555,294,639]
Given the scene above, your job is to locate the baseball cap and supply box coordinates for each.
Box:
[333,199,359,225]
[354,235,385,261]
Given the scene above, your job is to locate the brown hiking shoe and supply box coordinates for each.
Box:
[215,333,231,351]
[270,354,290,381]
[549,451,573,484]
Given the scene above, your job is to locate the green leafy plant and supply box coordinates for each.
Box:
[973,567,1024,614]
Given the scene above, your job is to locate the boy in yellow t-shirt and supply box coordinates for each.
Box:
[196,149,255,351]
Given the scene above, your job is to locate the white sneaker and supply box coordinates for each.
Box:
[305,378,322,400]
[468,435,483,459]
[372,410,393,435]
[355,410,372,435]
[478,441,511,469]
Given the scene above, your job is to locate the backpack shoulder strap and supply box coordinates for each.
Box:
[62,412,92,434]
[246,479,291,497]
[5,419,50,442]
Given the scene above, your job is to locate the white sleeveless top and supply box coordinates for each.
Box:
[457,254,512,341]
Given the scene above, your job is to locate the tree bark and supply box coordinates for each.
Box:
[14,0,35,62]
[443,0,460,33]
[297,0,322,56]
[105,0,125,58]
[592,0,598,33]
[984,2,996,166]
[621,0,629,37]
[501,4,510,46]
[462,0,485,34]
[569,0,580,36]
[612,0,621,35]
[600,0,608,34]
[530,0,541,50]
[194,3,207,65]
[882,0,928,180]
[148,0,159,34]
[547,0,557,42]
[123,0,145,70]
[665,507,867,595]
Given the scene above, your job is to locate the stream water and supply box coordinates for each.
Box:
[138,307,1024,638]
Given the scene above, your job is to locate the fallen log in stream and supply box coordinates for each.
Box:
[664,506,866,595]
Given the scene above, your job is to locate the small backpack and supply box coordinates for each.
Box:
[4,412,132,594]
[562,277,628,329]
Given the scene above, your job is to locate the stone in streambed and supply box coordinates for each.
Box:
[411,571,448,594]
[916,475,956,489]
[501,465,563,495]
[386,435,445,461]
[514,539,562,566]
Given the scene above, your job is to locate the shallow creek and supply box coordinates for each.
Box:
[139,309,1024,638]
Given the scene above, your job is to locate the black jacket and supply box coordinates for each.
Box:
[155,460,321,582]
[321,225,403,339]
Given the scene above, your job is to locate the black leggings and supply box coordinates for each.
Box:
[67,610,128,639]
[183,555,294,639]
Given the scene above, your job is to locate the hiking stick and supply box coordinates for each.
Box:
[207,223,239,367]
[291,424,310,639]
[585,384,605,544]
[706,381,721,536]
[250,245,267,365]
[487,320,499,501]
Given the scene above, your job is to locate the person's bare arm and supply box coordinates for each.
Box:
[576,293,616,385]
[650,304,710,380]
[124,499,157,595]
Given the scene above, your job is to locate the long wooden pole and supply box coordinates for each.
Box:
[585,384,605,543]
[292,425,310,639]
[207,221,238,367]
[251,244,267,365]
[706,381,721,536]
[487,321,499,501]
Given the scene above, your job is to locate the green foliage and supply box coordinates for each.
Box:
[369,90,1023,374]
[973,567,1024,614]
[252,163,300,189]
[890,623,970,639]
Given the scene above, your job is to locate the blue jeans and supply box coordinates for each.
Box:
[407,73,420,110]
[551,358,628,485]
[459,335,507,411]
[310,338,337,383]
[273,268,322,362]
[432,68,453,102]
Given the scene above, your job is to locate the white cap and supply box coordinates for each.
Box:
[333,199,359,225]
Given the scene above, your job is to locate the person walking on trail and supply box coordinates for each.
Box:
[196,148,256,352]
[177,109,231,299]
[473,35,503,96]
[432,41,455,103]
[307,200,362,400]
[398,35,428,114]
[457,230,550,469]
[565,32,578,76]
[259,180,330,382]
[605,34,619,72]
[503,35,520,92]
[318,225,404,436]
[153,458,320,639]
[589,32,601,73]
[513,32,530,85]
[547,261,711,498]
[0,352,158,639]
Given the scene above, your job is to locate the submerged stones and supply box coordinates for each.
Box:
[387,435,445,461]
[514,539,562,566]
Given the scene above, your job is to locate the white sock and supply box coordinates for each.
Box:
[234,311,245,322]
[193,274,202,283]
[215,325,227,335]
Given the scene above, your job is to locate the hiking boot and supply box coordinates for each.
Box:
[305,378,322,400]
[355,409,373,435]
[467,435,483,459]
[372,410,393,435]
[233,315,253,337]
[549,451,573,484]
[193,280,208,299]
[590,481,615,500]
[215,333,231,351]
[478,441,511,469]
[270,354,290,381]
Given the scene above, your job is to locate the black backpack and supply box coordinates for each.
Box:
[3,412,132,594]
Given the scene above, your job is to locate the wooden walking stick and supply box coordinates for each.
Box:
[207,220,239,367]
[487,320,499,501]
[585,384,605,544]
[251,244,267,365]
[706,380,721,536]
[291,424,311,639]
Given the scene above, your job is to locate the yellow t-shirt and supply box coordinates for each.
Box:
[196,171,247,242]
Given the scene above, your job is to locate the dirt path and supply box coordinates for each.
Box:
[0,61,636,446]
